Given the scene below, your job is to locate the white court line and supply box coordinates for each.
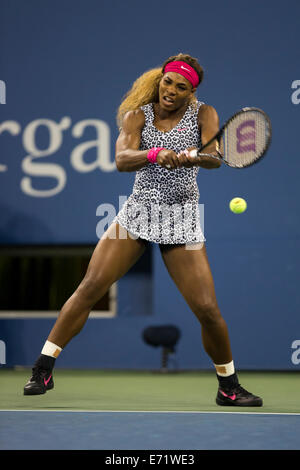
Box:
[1,409,300,416]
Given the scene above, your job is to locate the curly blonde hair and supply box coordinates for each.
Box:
[116,53,204,128]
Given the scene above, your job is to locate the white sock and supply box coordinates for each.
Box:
[214,360,235,377]
[41,340,62,359]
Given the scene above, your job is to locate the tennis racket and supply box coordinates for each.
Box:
[167,107,272,169]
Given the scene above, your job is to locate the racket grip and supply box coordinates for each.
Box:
[190,150,222,160]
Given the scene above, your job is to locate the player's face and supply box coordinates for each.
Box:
[159,72,195,111]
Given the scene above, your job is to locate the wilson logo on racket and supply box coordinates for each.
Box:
[236,120,256,153]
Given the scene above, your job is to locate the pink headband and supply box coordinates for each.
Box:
[163,61,199,88]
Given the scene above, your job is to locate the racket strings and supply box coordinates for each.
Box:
[223,111,270,168]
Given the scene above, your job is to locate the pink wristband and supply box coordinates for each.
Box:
[147,147,165,164]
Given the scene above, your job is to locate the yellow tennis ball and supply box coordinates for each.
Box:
[229,197,247,214]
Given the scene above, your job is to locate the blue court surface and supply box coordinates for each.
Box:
[1,410,300,450]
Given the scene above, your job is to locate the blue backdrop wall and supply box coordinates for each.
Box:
[1,0,300,370]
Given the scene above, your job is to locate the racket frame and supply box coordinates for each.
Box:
[191,107,272,168]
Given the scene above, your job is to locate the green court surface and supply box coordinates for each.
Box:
[0,369,299,413]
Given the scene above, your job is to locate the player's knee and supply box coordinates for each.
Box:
[76,273,110,307]
[193,298,221,326]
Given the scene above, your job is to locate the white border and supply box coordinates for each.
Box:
[0,409,299,416]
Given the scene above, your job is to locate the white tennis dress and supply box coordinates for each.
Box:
[114,101,205,244]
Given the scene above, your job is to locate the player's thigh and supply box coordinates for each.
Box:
[159,243,218,311]
[83,223,148,289]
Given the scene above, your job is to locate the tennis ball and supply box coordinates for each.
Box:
[229,197,247,214]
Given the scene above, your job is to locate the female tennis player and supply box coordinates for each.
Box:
[24,53,262,407]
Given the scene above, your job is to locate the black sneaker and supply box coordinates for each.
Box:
[24,367,54,395]
[216,384,263,407]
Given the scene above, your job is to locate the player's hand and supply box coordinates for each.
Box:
[177,147,199,168]
[156,149,181,170]
[177,146,223,168]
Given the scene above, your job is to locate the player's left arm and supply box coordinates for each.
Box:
[177,104,221,169]
[196,104,222,169]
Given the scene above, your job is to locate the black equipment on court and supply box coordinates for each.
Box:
[142,325,181,373]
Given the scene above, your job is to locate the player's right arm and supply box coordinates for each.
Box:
[115,110,148,172]
[115,109,180,172]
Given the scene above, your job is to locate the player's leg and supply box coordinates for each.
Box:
[160,243,232,364]
[159,243,262,406]
[24,223,147,395]
[47,223,147,348]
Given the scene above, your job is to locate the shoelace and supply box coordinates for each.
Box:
[31,367,47,382]
[230,384,253,397]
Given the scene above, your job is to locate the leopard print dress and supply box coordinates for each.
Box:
[114,101,206,244]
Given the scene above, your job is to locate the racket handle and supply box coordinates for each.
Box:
[189,149,198,158]
[190,150,223,160]
[166,150,222,168]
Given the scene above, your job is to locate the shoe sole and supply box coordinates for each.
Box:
[216,397,263,407]
[23,384,54,396]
